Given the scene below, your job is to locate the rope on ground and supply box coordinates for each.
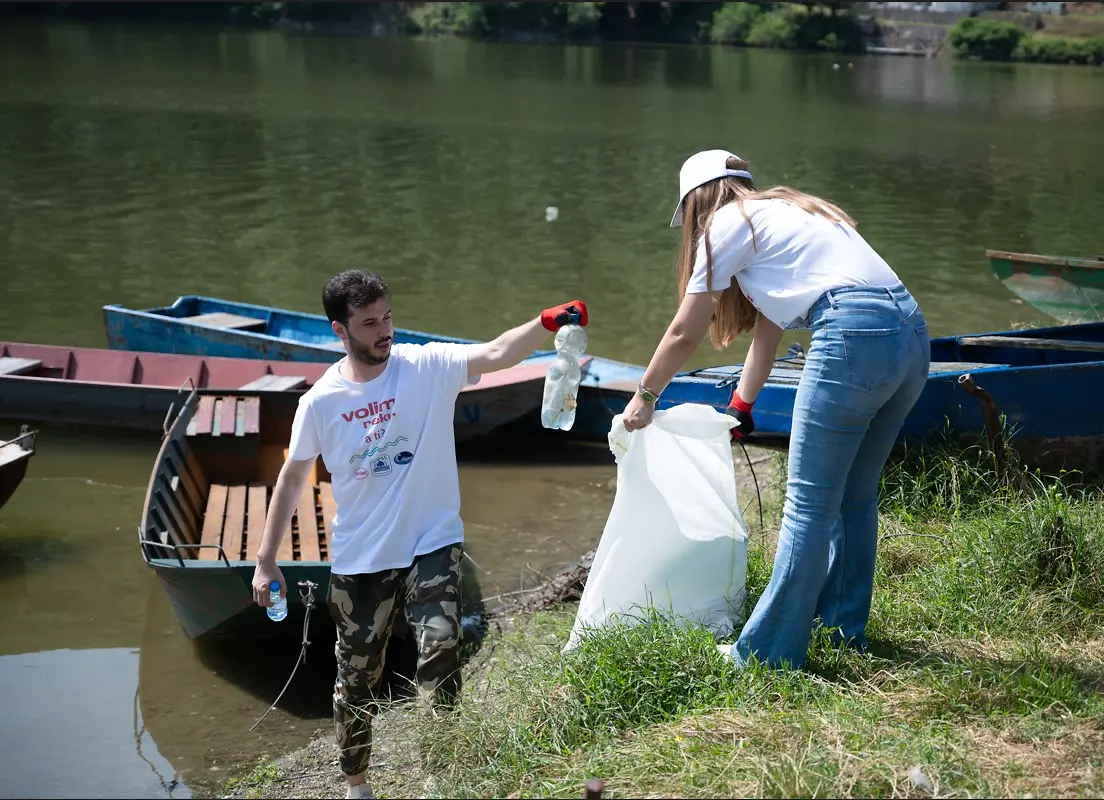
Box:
[250,579,318,732]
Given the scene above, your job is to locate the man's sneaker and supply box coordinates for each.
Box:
[717,643,734,663]
[346,782,374,799]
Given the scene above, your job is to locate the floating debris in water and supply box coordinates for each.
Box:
[545,206,559,222]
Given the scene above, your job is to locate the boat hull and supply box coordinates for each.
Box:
[147,557,487,643]
[102,296,641,441]
[0,427,36,511]
[988,249,1104,324]
[0,341,552,442]
[662,321,1104,470]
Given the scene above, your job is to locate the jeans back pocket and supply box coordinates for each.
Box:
[841,325,904,392]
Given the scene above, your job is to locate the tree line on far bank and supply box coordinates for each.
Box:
[3,1,1101,66]
[949,17,1103,66]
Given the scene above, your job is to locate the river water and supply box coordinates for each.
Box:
[1,22,1102,799]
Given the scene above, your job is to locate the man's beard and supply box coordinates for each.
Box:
[347,331,391,366]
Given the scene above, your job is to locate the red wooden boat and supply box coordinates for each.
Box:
[0,342,572,442]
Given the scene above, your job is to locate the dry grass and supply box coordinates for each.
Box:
[219,445,1104,799]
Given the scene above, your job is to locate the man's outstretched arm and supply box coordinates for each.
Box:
[466,300,588,379]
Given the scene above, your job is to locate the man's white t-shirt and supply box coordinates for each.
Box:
[684,198,902,329]
[287,342,476,576]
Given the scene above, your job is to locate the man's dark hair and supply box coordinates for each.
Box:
[322,270,390,326]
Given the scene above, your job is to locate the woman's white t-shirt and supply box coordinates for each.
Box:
[684,198,902,329]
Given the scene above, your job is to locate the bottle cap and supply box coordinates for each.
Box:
[271,580,281,591]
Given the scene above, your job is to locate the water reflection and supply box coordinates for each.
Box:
[3,28,1102,366]
[0,647,187,800]
[0,418,614,797]
[135,580,332,797]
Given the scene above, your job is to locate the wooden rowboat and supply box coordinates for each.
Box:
[140,387,488,640]
[0,342,568,443]
[101,295,645,442]
[663,320,1104,471]
[988,249,1104,324]
[0,425,37,511]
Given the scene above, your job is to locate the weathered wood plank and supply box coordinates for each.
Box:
[167,447,204,526]
[239,374,307,391]
[0,357,42,376]
[959,335,1104,354]
[243,396,260,434]
[175,440,209,497]
[245,483,267,562]
[216,396,238,438]
[154,476,194,552]
[192,395,216,436]
[180,311,266,330]
[275,509,295,562]
[319,481,335,560]
[214,484,247,562]
[200,484,228,561]
[929,361,1009,374]
[235,396,246,436]
[296,484,321,562]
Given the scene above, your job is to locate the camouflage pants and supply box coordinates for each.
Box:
[326,542,463,777]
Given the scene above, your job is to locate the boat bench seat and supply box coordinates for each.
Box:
[929,360,1010,374]
[180,311,266,331]
[238,374,307,391]
[186,395,261,437]
[198,480,334,562]
[959,335,1104,354]
[0,357,42,376]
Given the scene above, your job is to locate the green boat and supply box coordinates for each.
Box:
[139,386,486,643]
[988,249,1104,324]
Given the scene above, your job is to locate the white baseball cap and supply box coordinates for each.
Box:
[670,149,753,228]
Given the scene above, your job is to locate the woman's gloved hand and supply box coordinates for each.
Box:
[727,390,755,441]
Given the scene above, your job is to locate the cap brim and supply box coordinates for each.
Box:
[669,198,684,228]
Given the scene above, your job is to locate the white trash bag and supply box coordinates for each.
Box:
[564,402,749,652]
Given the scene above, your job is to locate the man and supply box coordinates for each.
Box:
[250,269,588,800]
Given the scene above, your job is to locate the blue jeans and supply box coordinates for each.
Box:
[729,283,930,670]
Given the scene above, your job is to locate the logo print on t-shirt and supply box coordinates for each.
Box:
[370,454,392,476]
[394,450,414,466]
[349,435,408,464]
[354,467,369,481]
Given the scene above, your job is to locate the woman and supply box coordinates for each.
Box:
[621,149,930,670]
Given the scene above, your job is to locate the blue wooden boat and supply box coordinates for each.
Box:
[103,295,482,361]
[102,296,645,441]
[101,298,1103,466]
[662,321,1104,469]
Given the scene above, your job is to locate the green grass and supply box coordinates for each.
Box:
[222,762,281,799]
[365,441,1104,798]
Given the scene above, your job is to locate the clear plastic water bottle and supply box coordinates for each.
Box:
[541,323,588,431]
[267,580,288,622]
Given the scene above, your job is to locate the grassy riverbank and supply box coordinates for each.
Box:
[220,440,1104,799]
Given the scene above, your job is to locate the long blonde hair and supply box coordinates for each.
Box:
[675,155,857,349]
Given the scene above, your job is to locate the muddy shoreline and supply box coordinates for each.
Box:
[213,446,784,799]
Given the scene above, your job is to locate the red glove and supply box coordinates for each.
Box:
[540,300,588,332]
[727,390,755,441]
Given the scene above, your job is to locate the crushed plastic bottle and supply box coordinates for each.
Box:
[541,323,588,431]
[267,579,288,622]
